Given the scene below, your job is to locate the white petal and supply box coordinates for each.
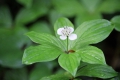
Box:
[68,34,77,40]
[60,35,67,40]
[57,28,64,35]
[68,27,74,33]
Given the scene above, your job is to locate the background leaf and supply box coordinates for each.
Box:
[52,0,83,17]
[98,0,120,13]
[17,0,33,8]
[29,21,52,34]
[0,6,12,28]
[76,64,118,79]
[81,0,101,12]
[75,12,102,27]
[4,68,27,80]
[58,53,80,76]
[0,26,30,68]
[22,44,63,64]
[111,15,120,31]
[76,46,106,65]
[29,63,53,80]
[15,0,50,25]
[49,10,63,25]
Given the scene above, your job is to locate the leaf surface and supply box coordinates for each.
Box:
[76,64,118,79]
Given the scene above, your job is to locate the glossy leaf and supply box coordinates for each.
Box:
[22,44,63,64]
[0,6,12,28]
[17,0,33,8]
[111,15,120,31]
[58,53,80,76]
[69,19,114,49]
[76,64,118,79]
[40,72,72,80]
[76,46,106,65]
[26,31,63,50]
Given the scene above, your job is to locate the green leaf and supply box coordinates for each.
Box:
[76,46,106,65]
[58,53,80,77]
[81,0,101,12]
[52,0,83,17]
[0,26,30,68]
[76,64,118,79]
[15,0,50,25]
[17,0,33,8]
[29,21,52,34]
[26,31,63,50]
[22,44,63,64]
[70,19,114,49]
[75,12,102,27]
[0,6,12,28]
[4,68,27,80]
[40,72,72,80]
[98,0,120,13]
[29,63,52,80]
[111,73,120,80]
[54,17,74,51]
[49,10,63,25]
[111,15,120,31]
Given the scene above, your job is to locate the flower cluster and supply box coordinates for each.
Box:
[57,26,77,40]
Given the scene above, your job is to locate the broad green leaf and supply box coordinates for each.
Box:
[40,72,72,80]
[0,26,30,68]
[76,64,118,79]
[52,0,83,17]
[22,44,63,64]
[30,21,52,34]
[17,0,33,8]
[98,0,120,13]
[15,0,50,25]
[69,19,114,49]
[81,0,101,12]
[58,53,80,77]
[29,63,52,80]
[111,15,120,31]
[76,46,106,65]
[0,6,12,28]
[54,17,74,51]
[26,31,63,50]
[4,68,27,80]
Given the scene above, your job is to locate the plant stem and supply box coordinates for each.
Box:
[67,36,69,52]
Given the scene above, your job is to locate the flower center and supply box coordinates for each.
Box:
[61,27,72,36]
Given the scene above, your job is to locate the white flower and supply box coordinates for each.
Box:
[57,26,77,40]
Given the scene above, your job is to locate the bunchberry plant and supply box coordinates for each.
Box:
[22,17,118,80]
